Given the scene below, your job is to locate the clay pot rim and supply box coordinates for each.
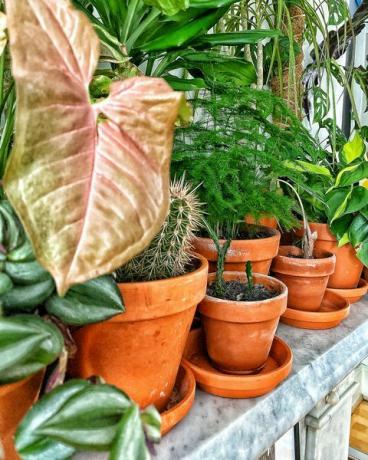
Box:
[282,290,349,322]
[199,272,287,323]
[196,225,281,245]
[328,278,368,297]
[184,331,293,387]
[117,253,208,290]
[272,245,336,277]
[205,272,287,305]
[160,362,196,436]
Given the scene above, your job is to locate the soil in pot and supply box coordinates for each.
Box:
[207,280,278,301]
[272,245,336,312]
[0,370,44,460]
[194,224,281,275]
[295,222,363,289]
[68,254,208,412]
[199,272,287,375]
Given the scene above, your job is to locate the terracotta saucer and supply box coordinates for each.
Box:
[281,289,350,329]
[327,278,368,304]
[182,329,292,398]
[160,363,196,435]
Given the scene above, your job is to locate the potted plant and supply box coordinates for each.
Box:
[69,179,208,411]
[172,86,324,274]
[198,224,288,374]
[291,130,368,291]
[272,182,336,311]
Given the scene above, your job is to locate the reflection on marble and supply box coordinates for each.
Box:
[75,297,368,460]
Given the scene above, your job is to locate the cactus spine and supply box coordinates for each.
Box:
[116,178,203,282]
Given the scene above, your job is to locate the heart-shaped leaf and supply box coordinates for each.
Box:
[4,0,183,295]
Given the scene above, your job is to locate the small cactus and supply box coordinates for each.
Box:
[116,178,203,282]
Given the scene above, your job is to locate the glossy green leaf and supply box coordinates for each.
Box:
[191,30,280,47]
[143,0,188,15]
[348,214,368,247]
[335,162,368,187]
[337,232,350,248]
[328,0,349,25]
[38,384,132,450]
[164,75,207,90]
[327,187,368,220]
[357,241,368,266]
[0,315,63,384]
[342,133,365,164]
[45,275,124,326]
[16,379,161,459]
[109,405,149,460]
[328,187,352,222]
[284,160,331,177]
[330,214,354,241]
[139,7,228,51]
[15,380,89,460]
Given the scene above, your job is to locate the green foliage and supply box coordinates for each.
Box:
[0,315,63,384]
[296,129,368,266]
[172,86,322,229]
[116,179,202,282]
[0,199,124,323]
[15,379,160,460]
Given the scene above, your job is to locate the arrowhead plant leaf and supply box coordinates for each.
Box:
[4,0,183,295]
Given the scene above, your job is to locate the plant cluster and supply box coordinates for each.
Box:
[172,86,323,229]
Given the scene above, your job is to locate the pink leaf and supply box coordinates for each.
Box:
[4,0,183,295]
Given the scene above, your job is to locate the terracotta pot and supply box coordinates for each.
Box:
[272,246,336,312]
[244,214,278,229]
[0,371,44,460]
[193,226,281,275]
[327,278,368,304]
[69,255,208,412]
[295,223,363,289]
[199,272,287,374]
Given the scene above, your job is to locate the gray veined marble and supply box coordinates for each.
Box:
[75,297,368,460]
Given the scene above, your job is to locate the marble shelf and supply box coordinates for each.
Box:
[76,297,368,460]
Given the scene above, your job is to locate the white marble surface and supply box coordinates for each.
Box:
[75,296,368,460]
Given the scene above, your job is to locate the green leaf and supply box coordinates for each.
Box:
[39,384,132,450]
[0,315,63,384]
[284,159,331,177]
[327,187,352,222]
[15,380,89,460]
[328,0,349,25]
[335,162,368,187]
[143,0,188,15]
[45,275,124,326]
[348,214,368,247]
[140,405,161,443]
[109,406,149,460]
[139,7,228,51]
[342,133,365,164]
[338,232,350,248]
[164,75,207,90]
[330,214,354,241]
[189,0,237,6]
[313,87,329,123]
[327,187,368,220]
[357,241,368,266]
[191,30,280,47]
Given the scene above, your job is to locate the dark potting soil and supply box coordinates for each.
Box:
[207,281,278,302]
[165,387,181,410]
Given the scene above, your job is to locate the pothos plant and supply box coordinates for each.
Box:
[292,130,368,266]
[0,0,184,457]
